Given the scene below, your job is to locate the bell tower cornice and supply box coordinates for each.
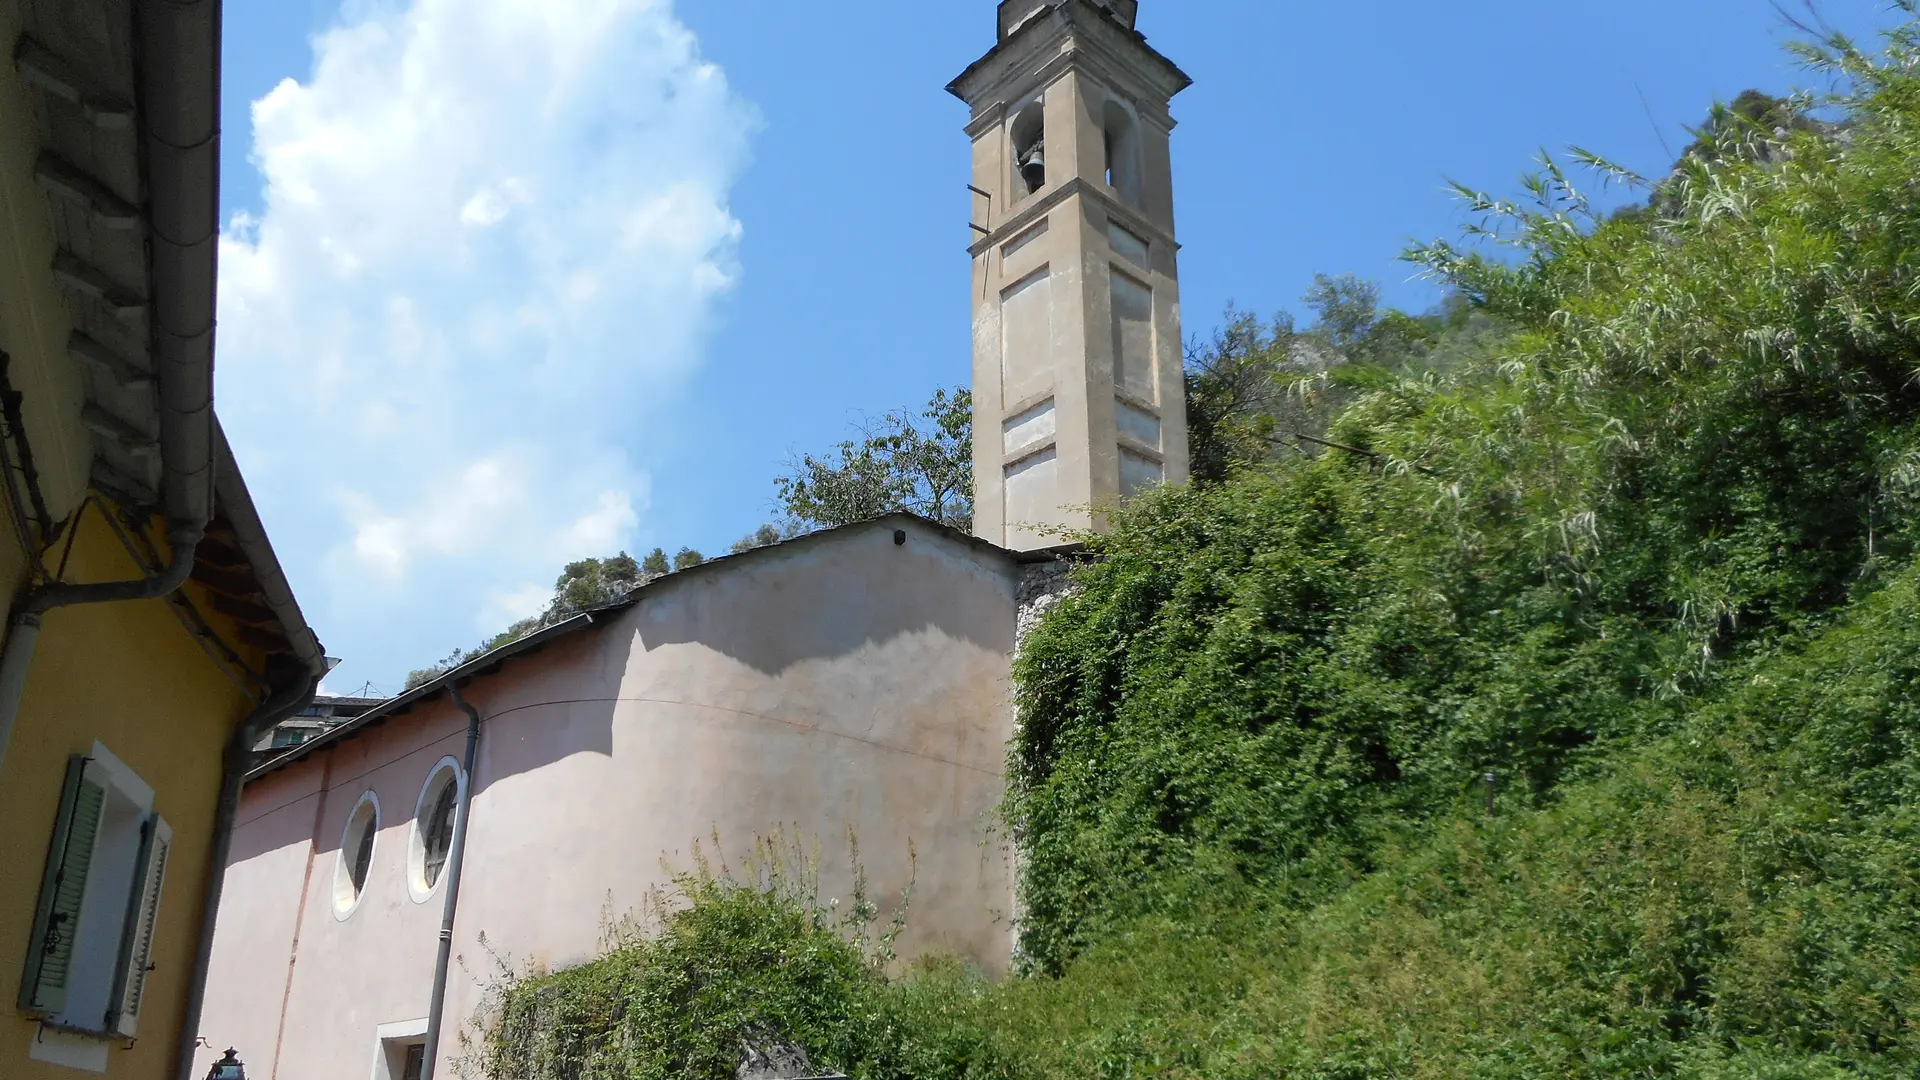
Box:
[948,0,1191,112]
[999,0,1137,39]
[966,176,1178,259]
[958,44,1182,143]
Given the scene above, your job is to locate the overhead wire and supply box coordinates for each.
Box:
[233,694,1002,832]
[51,497,89,582]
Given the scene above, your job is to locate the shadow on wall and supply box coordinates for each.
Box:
[228,767,337,866]
[631,524,1017,677]
[227,653,624,868]
[231,523,1019,867]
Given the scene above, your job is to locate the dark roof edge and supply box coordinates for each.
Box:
[212,417,325,678]
[142,0,222,530]
[1020,540,1091,563]
[873,510,1062,564]
[247,514,1027,781]
[247,612,598,780]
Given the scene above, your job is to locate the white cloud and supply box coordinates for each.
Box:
[562,489,643,555]
[479,583,559,633]
[219,0,756,692]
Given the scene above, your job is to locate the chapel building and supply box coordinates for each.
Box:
[192,5,1191,1078]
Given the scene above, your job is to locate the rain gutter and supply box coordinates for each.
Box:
[0,0,225,772]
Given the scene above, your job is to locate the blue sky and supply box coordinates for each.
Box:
[216,1,1907,695]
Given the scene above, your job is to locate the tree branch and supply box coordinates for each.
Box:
[1275,431,1441,478]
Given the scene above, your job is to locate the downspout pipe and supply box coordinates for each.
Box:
[172,670,321,1080]
[0,519,206,774]
[421,681,483,1080]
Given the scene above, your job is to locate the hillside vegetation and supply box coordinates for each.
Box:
[466,16,1920,1079]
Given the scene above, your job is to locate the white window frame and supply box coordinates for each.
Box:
[19,741,173,1045]
[407,757,465,904]
[369,1017,429,1080]
[333,791,381,921]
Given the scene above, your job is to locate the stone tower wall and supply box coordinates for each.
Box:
[952,1,1192,551]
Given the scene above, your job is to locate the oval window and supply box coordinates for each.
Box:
[408,759,464,903]
[333,792,380,919]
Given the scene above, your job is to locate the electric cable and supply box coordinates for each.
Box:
[233,694,1002,831]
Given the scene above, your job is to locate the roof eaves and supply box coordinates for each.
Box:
[211,417,325,676]
[245,612,601,781]
[244,513,1028,782]
[949,0,1190,100]
[657,512,1027,577]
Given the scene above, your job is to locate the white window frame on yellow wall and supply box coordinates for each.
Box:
[18,741,173,1041]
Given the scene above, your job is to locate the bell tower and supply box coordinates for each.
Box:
[951,0,1192,550]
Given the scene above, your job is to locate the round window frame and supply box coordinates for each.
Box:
[332,790,381,922]
[407,757,466,904]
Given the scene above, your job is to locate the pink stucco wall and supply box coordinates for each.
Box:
[193,519,1021,1080]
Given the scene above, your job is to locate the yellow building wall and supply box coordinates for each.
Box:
[0,513,261,1080]
[0,2,278,1074]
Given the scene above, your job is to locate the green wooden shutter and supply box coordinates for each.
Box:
[108,814,170,1037]
[19,755,105,1017]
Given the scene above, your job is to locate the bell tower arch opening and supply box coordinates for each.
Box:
[1011,99,1048,197]
[951,0,1192,550]
[1102,99,1141,203]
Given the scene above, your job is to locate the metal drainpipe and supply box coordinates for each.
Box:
[420,681,483,1080]
[0,0,229,775]
[0,519,207,775]
[173,670,322,1080]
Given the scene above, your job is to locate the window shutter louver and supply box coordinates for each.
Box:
[108,814,170,1037]
[19,756,105,1017]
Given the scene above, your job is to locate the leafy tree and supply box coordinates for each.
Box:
[406,546,697,691]
[553,552,643,617]
[641,547,670,577]
[775,387,973,531]
[1183,309,1294,483]
[1681,87,1806,163]
[1299,272,1382,355]
[730,523,785,554]
[1009,11,1920,972]
[1184,279,1506,483]
[1610,89,1820,225]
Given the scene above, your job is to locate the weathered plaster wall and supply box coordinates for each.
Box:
[197,519,1021,1080]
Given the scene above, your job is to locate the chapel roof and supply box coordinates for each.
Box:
[246,513,1068,781]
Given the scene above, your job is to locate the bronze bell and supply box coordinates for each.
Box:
[1019,147,1046,190]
